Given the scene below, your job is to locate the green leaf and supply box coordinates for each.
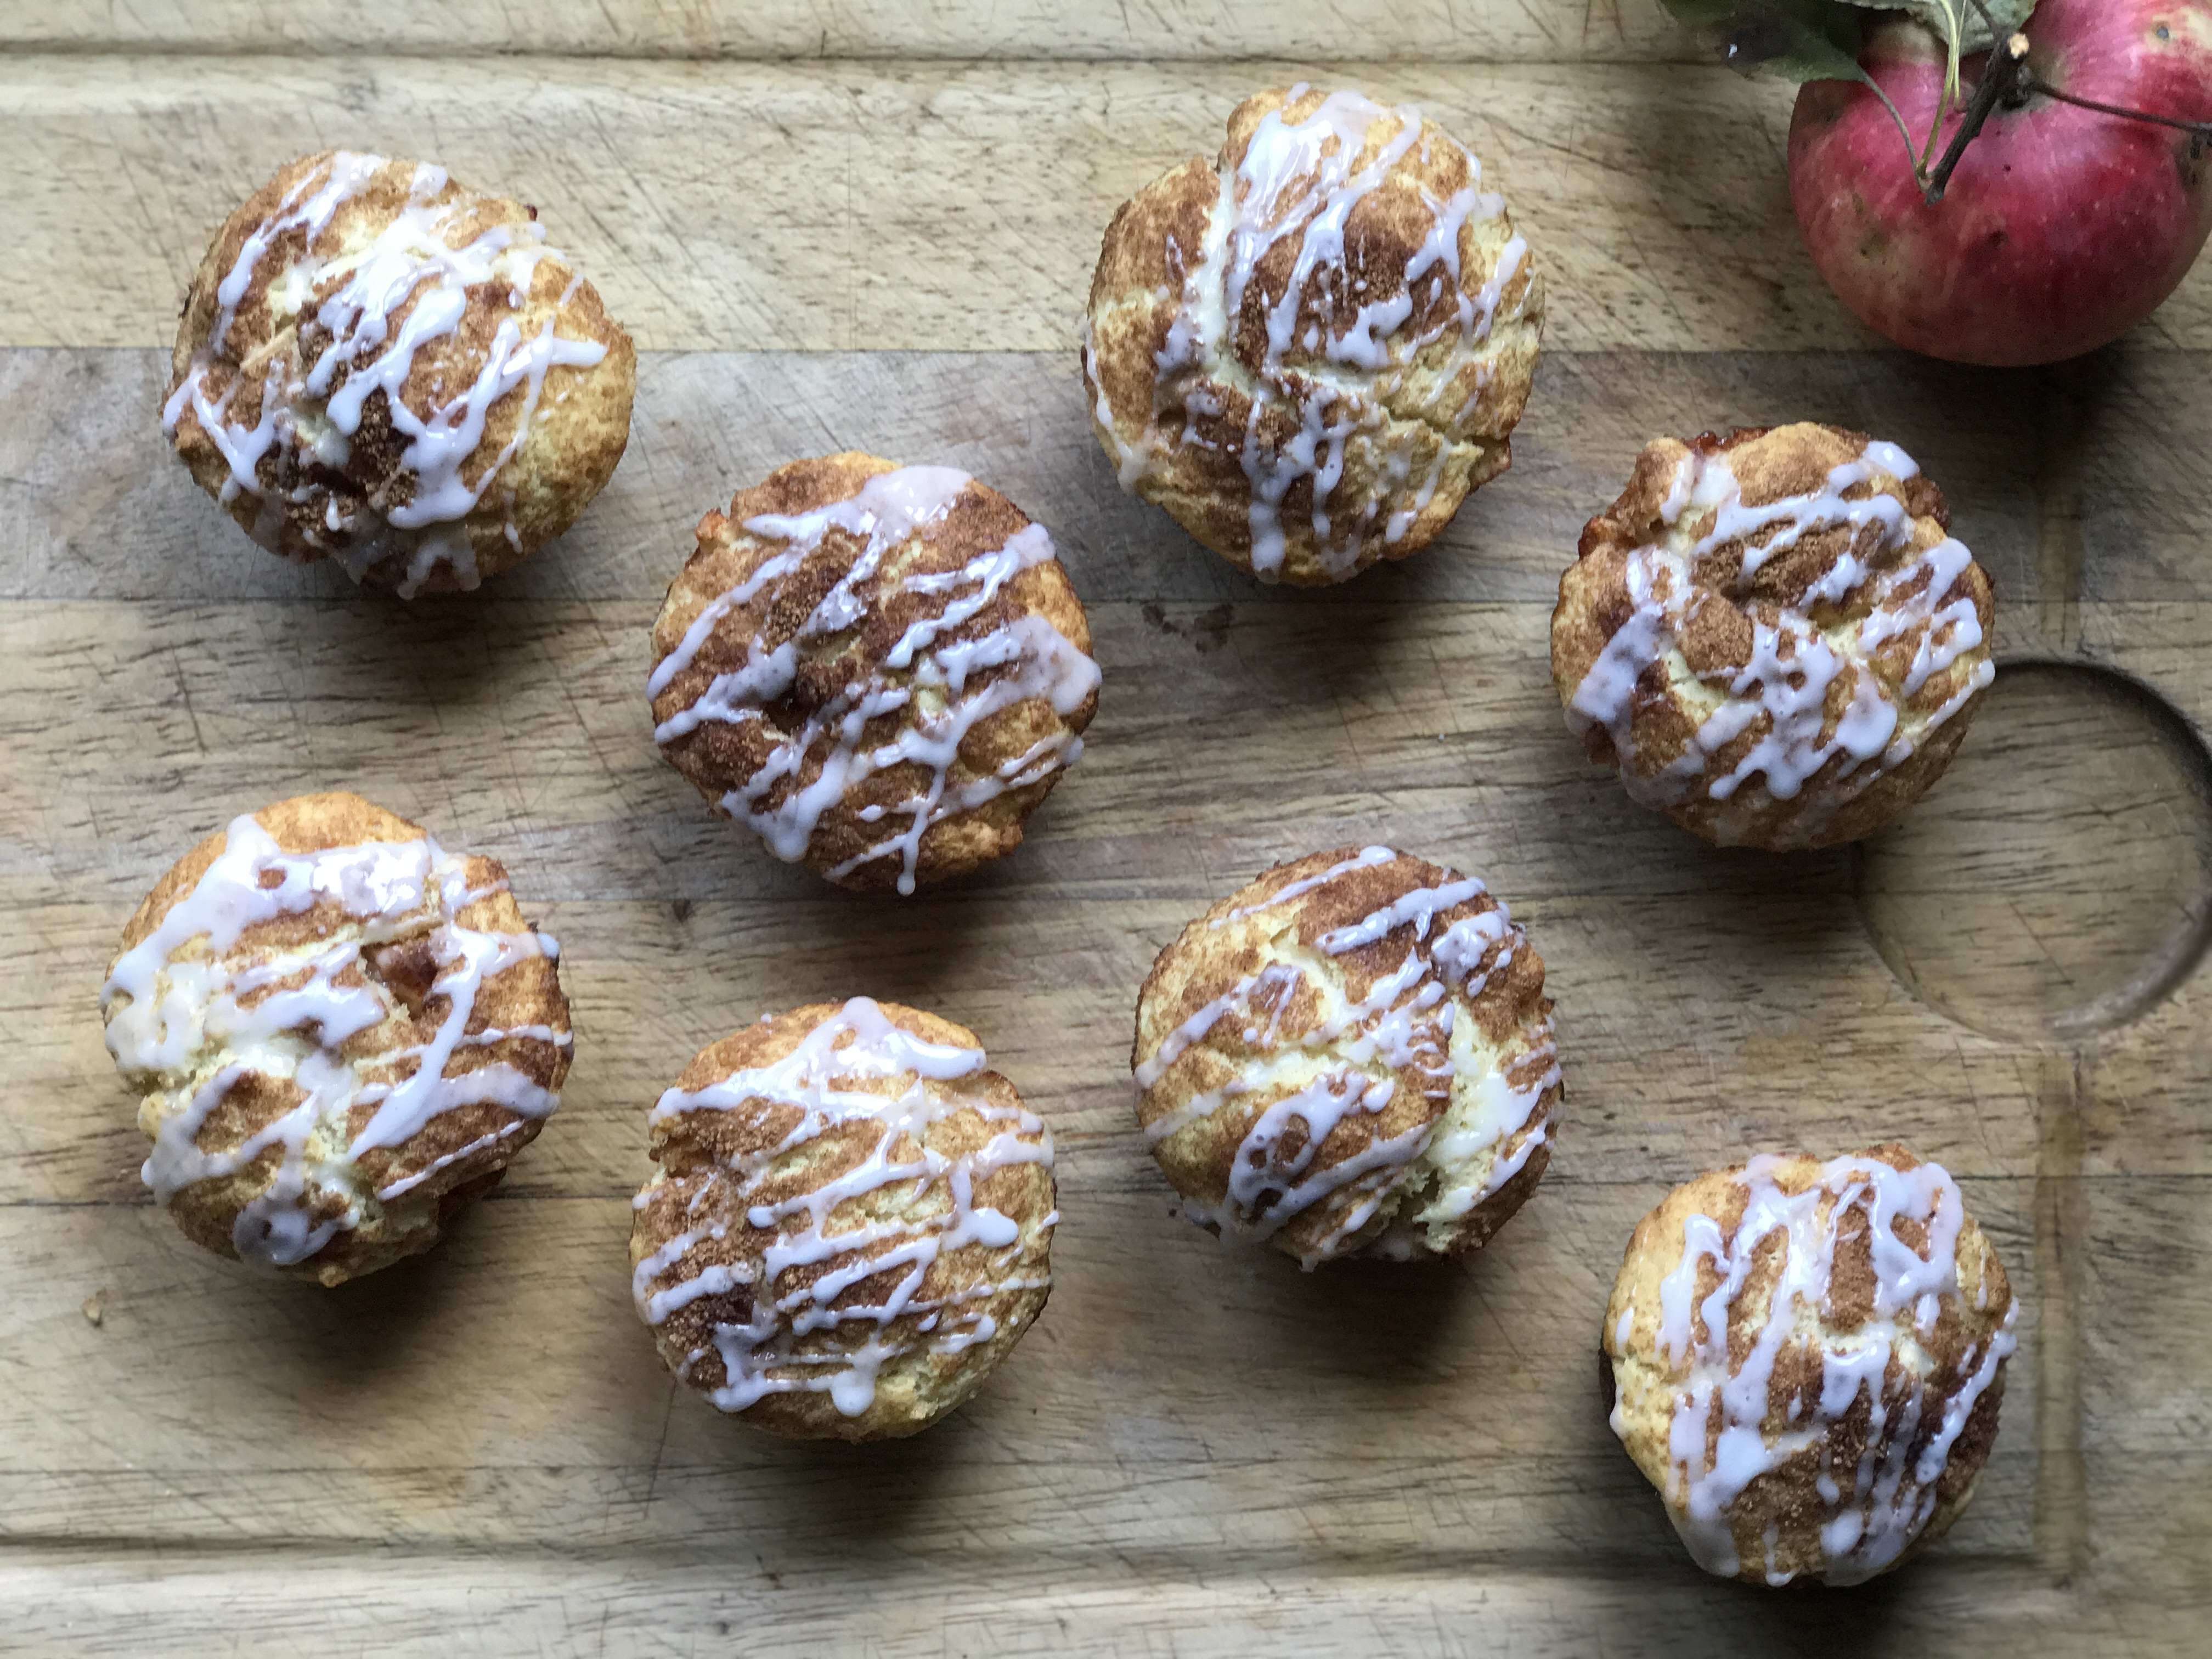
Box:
[1828,0,2034,115]
[1656,0,1869,82]
[1836,0,2035,54]
[1657,0,1934,180]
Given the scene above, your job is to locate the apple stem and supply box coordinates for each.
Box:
[1922,1,2212,206]
[1923,32,2031,205]
[2023,79,2212,144]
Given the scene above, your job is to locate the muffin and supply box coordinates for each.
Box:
[1132,847,1559,1268]
[99,791,572,1285]
[1082,83,1543,585]
[649,454,1101,894]
[165,149,635,596]
[1551,424,1995,849]
[1604,1145,2018,1586]
[631,998,1057,1440]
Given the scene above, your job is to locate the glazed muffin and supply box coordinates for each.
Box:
[1132,847,1559,1268]
[631,998,1057,1440]
[1082,84,1543,585]
[165,149,635,596]
[1604,1145,2018,1586]
[1552,424,1995,849]
[649,454,1101,894]
[100,792,572,1285]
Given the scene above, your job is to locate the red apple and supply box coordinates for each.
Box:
[1788,0,2212,365]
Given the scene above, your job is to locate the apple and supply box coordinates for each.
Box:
[1788,0,2212,365]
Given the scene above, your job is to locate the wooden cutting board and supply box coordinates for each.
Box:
[3,5,2207,1652]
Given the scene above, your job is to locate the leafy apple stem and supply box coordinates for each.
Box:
[1922,31,2031,203]
[1667,0,2212,211]
[1937,0,2212,199]
[1857,72,1925,181]
[1926,0,1969,103]
[2022,80,2212,143]
[1917,97,1948,177]
[1962,0,2003,48]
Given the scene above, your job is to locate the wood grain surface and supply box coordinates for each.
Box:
[5,0,1688,60]
[3,4,2208,1655]
[13,54,2212,357]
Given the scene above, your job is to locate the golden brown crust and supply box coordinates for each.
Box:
[1132,847,1559,1267]
[1550,422,1996,849]
[648,453,1100,893]
[1082,86,1543,585]
[103,791,570,1285]
[167,150,635,595]
[630,999,1056,1441]
[1603,1144,2016,1585]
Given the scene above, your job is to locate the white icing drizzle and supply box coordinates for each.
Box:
[634,997,1054,1418]
[1206,843,1398,928]
[1622,1153,2018,1585]
[101,813,563,1268]
[1567,438,1994,834]
[650,466,1101,894]
[1135,849,1558,1266]
[1093,87,1528,580]
[163,151,610,597]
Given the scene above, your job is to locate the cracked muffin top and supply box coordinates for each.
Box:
[648,453,1100,894]
[1132,845,1560,1268]
[166,149,634,597]
[1604,1144,2017,1586]
[631,997,1056,1441]
[1551,423,1995,849]
[101,791,571,1285]
[1082,84,1543,585]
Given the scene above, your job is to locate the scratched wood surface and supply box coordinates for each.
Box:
[2,5,2208,1655]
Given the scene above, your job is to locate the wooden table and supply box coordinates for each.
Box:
[4,4,2208,1652]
